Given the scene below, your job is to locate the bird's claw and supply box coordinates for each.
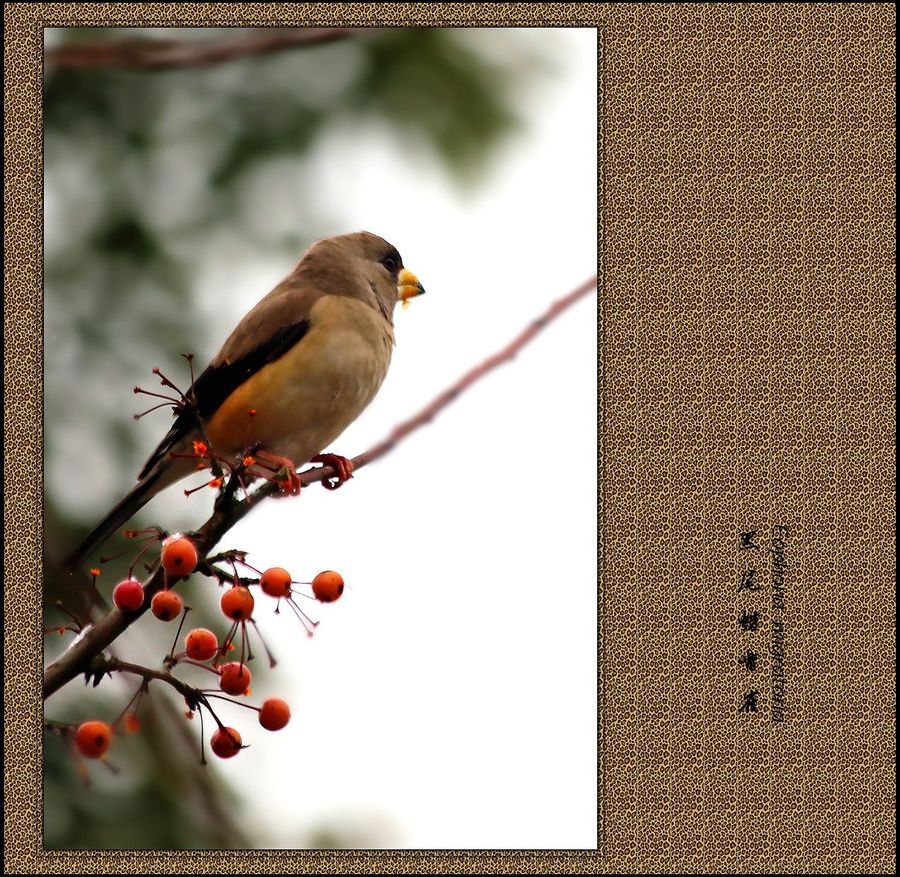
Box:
[276,466,302,496]
[251,449,301,496]
[312,454,354,490]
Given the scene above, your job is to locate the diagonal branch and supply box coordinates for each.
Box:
[44,28,356,70]
[355,275,598,470]
[42,276,596,700]
[92,655,202,706]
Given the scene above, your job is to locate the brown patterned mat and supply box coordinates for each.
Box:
[5,3,895,873]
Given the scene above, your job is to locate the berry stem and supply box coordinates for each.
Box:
[202,692,262,712]
[133,386,181,404]
[247,618,277,669]
[283,596,318,636]
[134,401,178,420]
[111,680,149,731]
[127,538,162,580]
[152,366,184,397]
[166,605,192,662]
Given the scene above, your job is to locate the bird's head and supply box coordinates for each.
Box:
[302,231,425,323]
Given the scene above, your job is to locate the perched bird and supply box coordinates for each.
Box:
[64,231,425,571]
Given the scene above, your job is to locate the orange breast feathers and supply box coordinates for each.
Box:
[204,295,394,466]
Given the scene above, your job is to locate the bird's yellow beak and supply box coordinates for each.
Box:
[398,268,426,304]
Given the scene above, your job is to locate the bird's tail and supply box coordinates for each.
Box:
[62,469,165,573]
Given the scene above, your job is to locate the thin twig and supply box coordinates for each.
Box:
[42,276,596,700]
[354,275,598,470]
[197,562,254,588]
[91,655,205,708]
[44,28,355,70]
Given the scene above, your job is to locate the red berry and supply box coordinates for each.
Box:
[220,586,254,621]
[312,570,344,603]
[260,567,292,599]
[161,535,198,576]
[210,726,242,759]
[258,698,291,732]
[219,661,252,696]
[74,720,112,759]
[113,579,144,612]
[185,628,218,661]
[151,589,183,621]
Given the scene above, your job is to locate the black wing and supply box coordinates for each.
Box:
[138,319,310,479]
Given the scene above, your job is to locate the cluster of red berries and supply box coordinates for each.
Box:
[60,364,354,767]
[73,694,291,762]
[207,698,292,759]
[85,534,345,762]
[112,537,343,619]
[258,566,344,603]
[176,621,291,759]
[112,534,198,618]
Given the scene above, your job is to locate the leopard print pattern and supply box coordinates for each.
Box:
[601,5,895,874]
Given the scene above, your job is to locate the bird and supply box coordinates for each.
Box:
[64,231,425,572]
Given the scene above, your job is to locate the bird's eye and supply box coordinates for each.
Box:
[382,256,396,272]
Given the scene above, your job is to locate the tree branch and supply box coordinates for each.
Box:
[355,275,598,469]
[92,655,202,706]
[43,276,596,701]
[44,29,356,70]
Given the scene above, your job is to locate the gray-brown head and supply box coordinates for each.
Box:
[295,231,425,323]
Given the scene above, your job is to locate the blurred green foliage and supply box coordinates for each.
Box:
[43,26,548,849]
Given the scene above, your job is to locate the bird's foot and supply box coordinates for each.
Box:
[275,467,302,496]
[311,453,354,491]
[252,449,301,496]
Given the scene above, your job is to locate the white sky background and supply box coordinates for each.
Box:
[49,28,598,849]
